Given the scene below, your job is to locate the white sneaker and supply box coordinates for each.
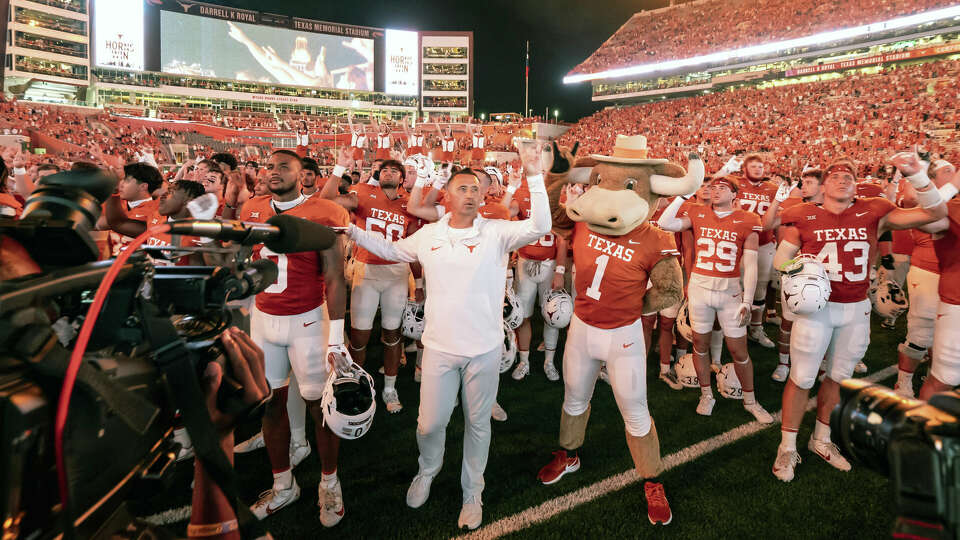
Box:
[854,361,868,374]
[744,402,774,424]
[544,359,560,381]
[808,438,852,472]
[383,387,403,413]
[235,431,265,453]
[290,440,311,468]
[696,394,716,416]
[414,366,422,383]
[771,363,790,383]
[894,382,915,399]
[491,402,508,422]
[511,359,530,380]
[406,473,434,508]
[658,367,683,390]
[458,495,483,530]
[772,447,801,482]
[748,325,775,348]
[318,478,345,527]
[378,366,385,375]
[250,478,301,519]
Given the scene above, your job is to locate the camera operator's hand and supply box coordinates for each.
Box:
[205,328,270,436]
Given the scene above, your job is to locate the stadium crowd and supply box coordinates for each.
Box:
[569,0,953,75]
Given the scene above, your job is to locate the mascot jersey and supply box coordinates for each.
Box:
[238,194,350,316]
[571,221,678,329]
[780,197,894,303]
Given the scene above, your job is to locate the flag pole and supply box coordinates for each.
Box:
[524,40,530,118]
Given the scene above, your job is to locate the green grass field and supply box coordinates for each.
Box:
[139,315,911,539]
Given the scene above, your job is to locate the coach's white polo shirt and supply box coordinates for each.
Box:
[348,176,550,356]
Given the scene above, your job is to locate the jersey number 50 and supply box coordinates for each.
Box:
[367,217,404,242]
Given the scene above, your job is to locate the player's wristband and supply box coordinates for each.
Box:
[554,265,566,275]
[187,520,239,537]
[939,183,959,202]
[915,184,944,209]
[905,170,931,190]
[332,165,347,178]
[328,319,344,345]
[525,174,545,193]
[13,167,26,176]
[414,278,424,288]
[506,184,518,195]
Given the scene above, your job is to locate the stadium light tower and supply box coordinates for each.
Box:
[553,109,558,123]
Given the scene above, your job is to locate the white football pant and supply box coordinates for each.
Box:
[250,304,330,400]
[788,299,870,389]
[687,274,747,338]
[350,262,410,331]
[904,266,939,350]
[931,302,960,386]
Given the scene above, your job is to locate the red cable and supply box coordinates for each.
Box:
[54,223,170,517]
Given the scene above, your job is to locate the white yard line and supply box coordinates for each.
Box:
[455,365,897,540]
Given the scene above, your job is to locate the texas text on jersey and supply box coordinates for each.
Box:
[685,203,762,279]
[238,194,350,316]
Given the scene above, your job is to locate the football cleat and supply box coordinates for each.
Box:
[382,387,403,414]
[808,439,852,472]
[491,402,508,422]
[251,478,301,520]
[696,394,716,416]
[854,361,868,374]
[659,367,683,390]
[894,381,915,399]
[234,431,265,453]
[511,358,530,380]
[538,450,580,485]
[773,447,801,482]
[744,402,774,424]
[318,478,345,527]
[458,495,483,530]
[544,359,560,381]
[406,473,434,509]
[290,440,311,468]
[644,482,672,525]
[748,325,775,348]
[771,363,790,383]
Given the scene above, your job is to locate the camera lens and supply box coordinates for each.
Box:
[21,170,117,233]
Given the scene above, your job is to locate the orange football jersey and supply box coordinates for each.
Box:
[891,228,913,255]
[571,221,679,329]
[856,182,884,198]
[518,232,559,261]
[349,183,417,265]
[910,230,939,275]
[238,194,350,316]
[110,198,160,256]
[686,203,761,279]
[734,178,778,245]
[480,201,510,220]
[934,198,960,305]
[781,198,896,303]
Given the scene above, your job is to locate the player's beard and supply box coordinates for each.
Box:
[269,178,298,198]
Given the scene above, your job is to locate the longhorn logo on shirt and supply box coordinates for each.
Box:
[466,244,478,253]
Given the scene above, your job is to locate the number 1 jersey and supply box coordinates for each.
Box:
[238,194,350,316]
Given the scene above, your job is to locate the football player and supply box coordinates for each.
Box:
[105,163,163,256]
[762,169,824,382]
[658,177,773,422]
[237,150,352,526]
[320,153,420,412]
[771,155,949,483]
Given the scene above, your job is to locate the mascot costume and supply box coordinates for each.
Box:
[538,134,704,526]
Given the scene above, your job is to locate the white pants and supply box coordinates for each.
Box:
[755,242,776,296]
[905,266,940,349]
[931,302,960,386]
[789,299,870,389]
[417,345,501,502]
[251,304,330,400]
[516,256,555,318]
[562,315,650,437]
[350,262,409,331]
[687,274,746,338]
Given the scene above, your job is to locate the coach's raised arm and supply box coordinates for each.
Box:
[342,139,552,530]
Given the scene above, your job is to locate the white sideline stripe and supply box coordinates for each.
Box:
[456,365,897,540]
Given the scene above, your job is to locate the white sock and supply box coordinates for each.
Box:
[384,375,397,390]
[710,331,723,364]
[519,350,530,364]
[897,370,913,389]
[780,430,798,452]
[660,362,671,374]
[273,468,293,490]
[742,390,756,405]
[290,427,307,446]
[321,470,338,488]
[545,349,556,364]
[813,420,831,442]
[700,385,713,399]
[778,353,790,365]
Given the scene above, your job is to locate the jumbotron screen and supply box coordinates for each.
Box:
[91,0,419,95]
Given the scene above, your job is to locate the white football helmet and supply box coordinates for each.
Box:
[716,363,743,400]
[675,300,693,343]
[873,280,909,319]
[321,361,376,440]
[500,323,518,373]
[780,255,831,315]
[541,289,573,329]
[400,300,425,340]
[503,287,524,330]
[675,353,699,388]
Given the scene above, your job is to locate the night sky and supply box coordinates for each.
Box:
[201,0,665,122]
